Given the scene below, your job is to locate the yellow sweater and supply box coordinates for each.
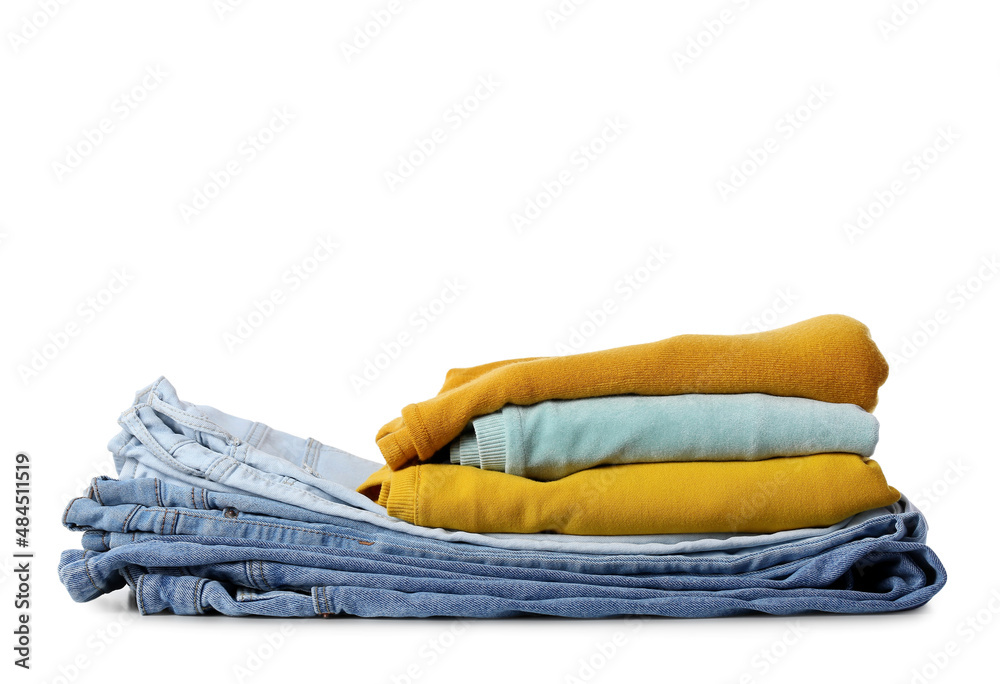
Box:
[357,453,901,535]
[376,314,889,470]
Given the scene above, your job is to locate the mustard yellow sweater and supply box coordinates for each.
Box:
[376,315,889,470]
[357,454,900,535]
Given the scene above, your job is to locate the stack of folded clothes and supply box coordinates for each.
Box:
[59,314,947,618]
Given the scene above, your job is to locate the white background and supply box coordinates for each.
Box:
[2,1,999,682]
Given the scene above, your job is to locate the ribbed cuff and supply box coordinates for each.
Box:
[457,433,480,468]
[472,413,507,472]
[377,427,409,469]
[384,466,419,525]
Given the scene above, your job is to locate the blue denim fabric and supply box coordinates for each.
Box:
[57,530,946,617]
[106,378,893,554]
[116,567,939,618]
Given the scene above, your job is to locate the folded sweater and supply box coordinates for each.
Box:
[450,393,880,480]
[377,314,889,470]
[357,454,901,535]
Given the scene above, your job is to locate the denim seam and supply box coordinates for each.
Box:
[134,573,147,615]
[91,481,106,506]
[82,553,102,594]
[250,560,261,590]
[112,435,130,461]
[220,456,243,480]
[166,509,372,544]
[310,439,321,470]
[150,397,227,436]
[246,422,266,448]
[194,578,207,615]
[311,587,322,616]
[124,409,205,478]
[154,479,163,507]
[258,560,272,590]
[202,457,226,480]
[149,376,166,399]
[204,455,241,482]
[189,486,197,511]
[120,505,143,534]
[130,418,408,516]
[62,498,84,528]
[217,460,345,509]
[167,439,197,456]
[309,439,321,472]
[303,439,315,472]
[243,560,256,589]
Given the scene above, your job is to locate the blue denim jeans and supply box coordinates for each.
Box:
[58,476,947,617]
[58,529,945,618]
[108,377,898,554]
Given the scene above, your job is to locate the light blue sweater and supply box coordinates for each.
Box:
[449,393,879,481]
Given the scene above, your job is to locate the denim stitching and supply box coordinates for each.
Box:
[150,395,228,435]
[62,498,84,528]
[168,509,371,544]
[134,574,146,615]
[120,505,142,533]
[82,553,102,593]
[194,578,207,615]
[123,410,204,478]
[91,481,105,506]
[258,561,272,590]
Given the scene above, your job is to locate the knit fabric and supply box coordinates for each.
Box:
[449,393,880,481]
[376,314,889,470]
[357,453,901,535]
